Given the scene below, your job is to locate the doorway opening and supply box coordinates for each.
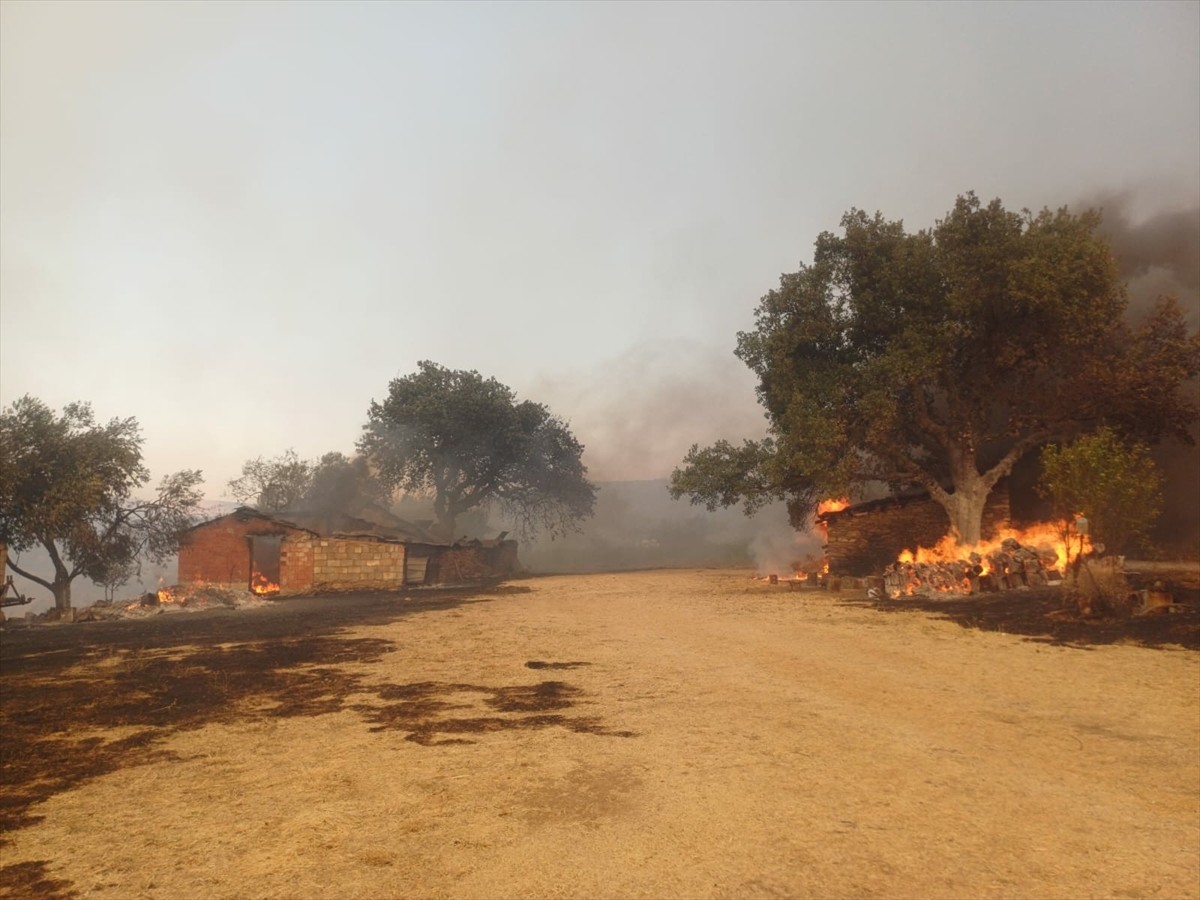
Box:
[248,534,282,594]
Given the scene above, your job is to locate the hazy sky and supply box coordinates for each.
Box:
[3,0,1198,495]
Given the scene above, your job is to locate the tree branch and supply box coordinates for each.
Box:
[6,558,53,593]
[912,388,951,449]
[982,428,1064,492]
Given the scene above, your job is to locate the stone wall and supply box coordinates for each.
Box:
[311,538,406,591]
[824,487,1011,576]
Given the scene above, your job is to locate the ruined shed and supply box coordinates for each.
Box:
[817,486,1011,577]
[177,508,517,595]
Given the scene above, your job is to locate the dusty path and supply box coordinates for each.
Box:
[2,570,1197,898]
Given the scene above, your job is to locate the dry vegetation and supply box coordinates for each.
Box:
[1,570,1198,899]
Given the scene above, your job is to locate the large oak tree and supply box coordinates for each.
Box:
[0,397,204,610]
[671,194,1200,545]
[360,362,596,538]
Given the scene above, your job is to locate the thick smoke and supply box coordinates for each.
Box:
[1090,192,1200,324]
[1088,193,1200,554]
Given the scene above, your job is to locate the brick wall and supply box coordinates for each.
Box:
[178,514,314,594]
[825,487,1010,576]
[311,538,406,591]
[180,514,516,593]
[279,534,314,593]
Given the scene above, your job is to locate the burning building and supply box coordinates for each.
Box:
[178,508,518,595]
[817,485,1011,577]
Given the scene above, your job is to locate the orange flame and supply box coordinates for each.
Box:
[899,522,1087,574]
[817,497,850,515]
[250,572,280,595]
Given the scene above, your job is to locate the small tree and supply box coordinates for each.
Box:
[227,449,313,513]
[1038,428,1164,558]
[94,554,140,603]
[0,397,204,611]
[228,450,386,516]
[360,361,597,538]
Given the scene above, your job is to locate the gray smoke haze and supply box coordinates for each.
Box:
[1089,192,1200,324]
[510,481,822,577]
[1085,192,1200,553]
[527,340,768,483]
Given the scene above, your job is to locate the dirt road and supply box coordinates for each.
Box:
[2,570,1197,898]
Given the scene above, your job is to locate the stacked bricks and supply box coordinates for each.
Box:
[279,534,314,593]
[312,538,406,590]
[824,487,1010,577]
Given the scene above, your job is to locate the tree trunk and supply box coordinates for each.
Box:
[42,539,75,612]
[52,578,72,612]
[432,498,457,539]
[5,543,76,611]
[936,464,991,546]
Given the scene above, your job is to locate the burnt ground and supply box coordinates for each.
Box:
[1,575,1196,898]
[855,583,1200,650]
[0,586,637,898]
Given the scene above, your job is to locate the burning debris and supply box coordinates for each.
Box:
[250,572,281,595]
[61,583,273,623]
[884,537,1061,599]
[880,523,1085,599]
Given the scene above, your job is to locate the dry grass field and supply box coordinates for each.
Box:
[2,569,1198,899]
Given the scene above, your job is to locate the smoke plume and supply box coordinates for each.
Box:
[1087,191,1200,554]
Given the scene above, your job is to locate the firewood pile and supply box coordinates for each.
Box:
[883,538,1061,599]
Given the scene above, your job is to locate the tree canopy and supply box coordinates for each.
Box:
[0,396,204,609]
[227,449,314,513]
[227,449,384,516]
[359,361,596,538]
[671,193,1200,545]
